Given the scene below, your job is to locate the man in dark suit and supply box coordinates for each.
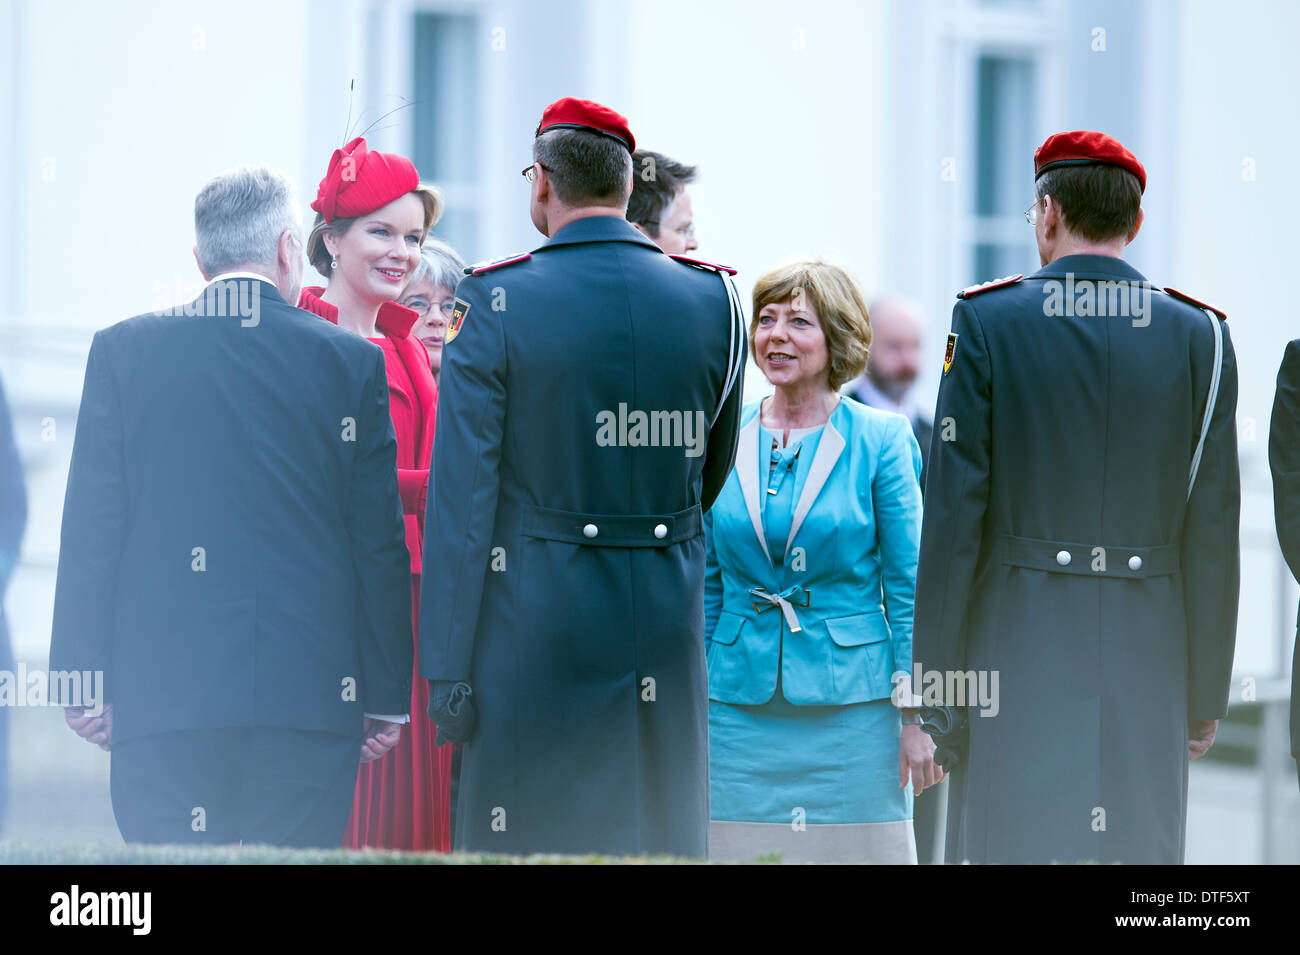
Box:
[421,98,744,857]
[845,296,934,490]
[0,372,26,836]
[49,165,413,847]
[1268,343,1300,788]
[914,131,1240,864]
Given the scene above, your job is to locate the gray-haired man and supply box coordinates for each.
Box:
[50,165,413,847]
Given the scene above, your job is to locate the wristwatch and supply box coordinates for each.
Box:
[900,710,922,725]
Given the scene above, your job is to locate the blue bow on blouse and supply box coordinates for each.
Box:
[766,438,801,494]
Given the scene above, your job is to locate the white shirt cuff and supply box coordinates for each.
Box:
[364,713,410,724]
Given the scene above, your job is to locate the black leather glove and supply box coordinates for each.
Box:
[428,680,476,747]
[919,705,969,772]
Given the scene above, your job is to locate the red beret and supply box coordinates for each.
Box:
[1034,130,1146,194]
[311,136,420,223]
[536,97,635,153]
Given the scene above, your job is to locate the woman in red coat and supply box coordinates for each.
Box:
[301,136,453,851]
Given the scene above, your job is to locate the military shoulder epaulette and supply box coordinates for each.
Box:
[669,254,738,276]
[464,252,532,276]
[1163,287,1226,321]
[956,273,1024,299]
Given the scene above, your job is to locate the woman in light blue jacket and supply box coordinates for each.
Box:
[705,259,943,863]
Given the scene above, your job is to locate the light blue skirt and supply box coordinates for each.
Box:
[709,691,915,863]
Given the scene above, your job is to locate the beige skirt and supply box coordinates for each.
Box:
[709,819,917,864]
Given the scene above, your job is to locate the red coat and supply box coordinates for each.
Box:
[298,287,437,574]
[298,286,451,852]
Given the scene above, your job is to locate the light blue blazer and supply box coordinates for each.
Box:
[704,397,923,706]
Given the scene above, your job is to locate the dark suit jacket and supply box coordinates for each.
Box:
[915,255,1240,863]
[49,277,412,743]
[1268,339,1300,759]
[846,379,933,490]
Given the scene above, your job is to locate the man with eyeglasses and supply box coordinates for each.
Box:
[419,97,746,858]
[912,130,1240,864]
[627,149,699,255]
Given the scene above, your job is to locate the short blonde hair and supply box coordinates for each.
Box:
[306,182,445,278]
[750,259,872,391]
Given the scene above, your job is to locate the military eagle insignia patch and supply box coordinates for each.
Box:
[446,298,471,344]
[944,333,959,375]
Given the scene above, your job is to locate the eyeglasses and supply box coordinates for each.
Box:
[521,162,553,183]
[1024,198,1043,226]
[406,299,457,319]
[676,224,696,238]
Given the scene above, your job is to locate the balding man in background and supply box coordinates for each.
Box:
[845,295,933,488]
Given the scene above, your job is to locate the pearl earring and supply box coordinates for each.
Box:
[330,256,338,270]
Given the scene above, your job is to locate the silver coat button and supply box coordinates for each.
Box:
[1056,550,1071,566]
[1128,555,1142,571]
[653,524,668,539]
[583,523,598,539]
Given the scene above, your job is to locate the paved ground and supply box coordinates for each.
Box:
[5,692,1298,861]
[6,701,118,844]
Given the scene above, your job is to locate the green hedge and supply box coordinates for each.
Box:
[0,841,721,865]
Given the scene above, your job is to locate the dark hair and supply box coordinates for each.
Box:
[1034,164,1141,242]
[533,128,633,207]
[627,150,698,236]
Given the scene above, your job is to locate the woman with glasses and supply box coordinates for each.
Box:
[400,239,468,382]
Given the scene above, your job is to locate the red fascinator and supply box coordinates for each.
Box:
[310,136,420,222]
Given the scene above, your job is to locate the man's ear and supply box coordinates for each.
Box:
[1043,195,1061,237]
[277,229,297,273]
[535,166,552,205]
[1127,207,1145,245]
[193,245,211,282]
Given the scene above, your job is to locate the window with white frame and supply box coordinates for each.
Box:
[412,10,482,262]
[972,53,1037,282]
